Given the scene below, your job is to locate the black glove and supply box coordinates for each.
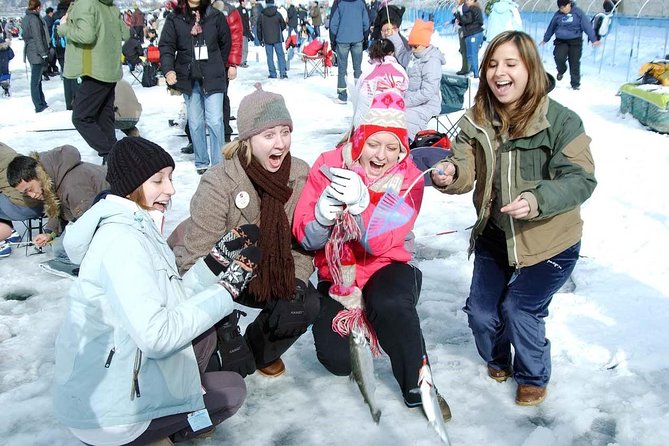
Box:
[268,279,309,339]
[216,310,257,378]
[205,224,259,276]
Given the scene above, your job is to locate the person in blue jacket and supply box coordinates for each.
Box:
[540,0,600,90]
[54,137,261,445]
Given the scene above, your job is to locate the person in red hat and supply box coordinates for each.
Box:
[294,89,452,422]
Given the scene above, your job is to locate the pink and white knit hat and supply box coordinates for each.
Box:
[344,89,409,167]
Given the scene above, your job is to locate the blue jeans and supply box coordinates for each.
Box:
[464,223,580,387]
[30,63,47,112]
[465,32,484,78]
[184,81,224,169]
[264,42,286,77]
[335,41,363,101]
[0,194,43,222]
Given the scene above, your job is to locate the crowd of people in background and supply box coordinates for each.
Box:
[0,0,605,444]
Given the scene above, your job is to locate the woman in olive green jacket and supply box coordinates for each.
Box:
[432,31,596,406]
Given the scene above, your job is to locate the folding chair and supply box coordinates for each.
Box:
[432,73,472,140]
[16,216,47,255]
[300,41,330,79]
[126,55,146,85]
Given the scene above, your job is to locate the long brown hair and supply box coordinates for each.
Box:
[472,31,549,138]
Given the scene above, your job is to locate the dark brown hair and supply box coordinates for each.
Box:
[472,31,549,138]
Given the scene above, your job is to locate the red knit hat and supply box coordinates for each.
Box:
[344,90,409,167]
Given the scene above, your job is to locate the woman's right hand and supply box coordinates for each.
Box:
[165,71,177,85]
[431,162,456,187]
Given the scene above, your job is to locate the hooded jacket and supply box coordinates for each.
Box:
[58,0,129,82]
[404,45,446,140]
[159,6,231,95]
[543,5,598,43]
[22,9,50,65]
[257,5,286,45]
[54,196,235,429]
[0,143,42,209]
[435,96,597,267]
[486,0,523,41]
[35,145,108,234]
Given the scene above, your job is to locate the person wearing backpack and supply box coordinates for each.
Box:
[540,0,600,90]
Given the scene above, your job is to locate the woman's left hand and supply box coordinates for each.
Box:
[500,196,530,219]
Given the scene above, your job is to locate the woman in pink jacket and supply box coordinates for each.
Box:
[293,90,451,419]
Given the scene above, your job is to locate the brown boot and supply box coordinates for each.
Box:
[487,365,513,383]
[257,358,285,377]
[515,384,547,406]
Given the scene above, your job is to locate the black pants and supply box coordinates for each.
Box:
[313,263,426,405]
[56,56,78,110]
[238,284,320,368]
[72,77,117,158]
[553,38,583,88]
[223,90,233,142]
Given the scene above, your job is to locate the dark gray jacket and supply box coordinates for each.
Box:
[22,9,49,65]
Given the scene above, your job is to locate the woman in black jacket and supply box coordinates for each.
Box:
[160,0,231,174]
[455,0,484,78]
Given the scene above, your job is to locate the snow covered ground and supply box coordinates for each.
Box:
[1,24,668,446]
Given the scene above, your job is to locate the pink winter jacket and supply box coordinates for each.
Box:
[293,146,424,289]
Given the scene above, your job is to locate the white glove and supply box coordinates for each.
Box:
[325,167,369,215]
[315,189,344,226]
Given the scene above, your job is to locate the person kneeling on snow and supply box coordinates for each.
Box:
[168,84,318,380]
[7,145,108,273]
[293,89,452,421]
[54,137,258,445]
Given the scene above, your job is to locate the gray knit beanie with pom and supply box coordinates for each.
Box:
[236,83,293,141]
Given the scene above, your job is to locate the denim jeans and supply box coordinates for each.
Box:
[30,63,47,112]
[0,194,43,222]
[463,223,580,387]
[335,41,363,101]
[264,42,286,77]
[465,32,484,78]
[184,81,224,169]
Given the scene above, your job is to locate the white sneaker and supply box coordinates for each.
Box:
[0,241,11,258]
[40,107,55,113]
[333,98,347,105]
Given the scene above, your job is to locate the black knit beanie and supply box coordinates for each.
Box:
[106,137,175,197]
[557,0,572,7]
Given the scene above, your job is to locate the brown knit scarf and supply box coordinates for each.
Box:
[240,150,295,301]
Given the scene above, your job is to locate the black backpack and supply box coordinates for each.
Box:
[141,62,157,88]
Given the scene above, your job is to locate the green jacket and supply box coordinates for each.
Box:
[436,97,597,267]
[58,0,129,82]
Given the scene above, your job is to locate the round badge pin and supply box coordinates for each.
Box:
[235,191,250,209]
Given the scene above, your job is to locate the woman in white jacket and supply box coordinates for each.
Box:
[54,137,261,446]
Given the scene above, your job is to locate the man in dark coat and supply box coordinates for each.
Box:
[257,0,287,79]
[286,0,298,37]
